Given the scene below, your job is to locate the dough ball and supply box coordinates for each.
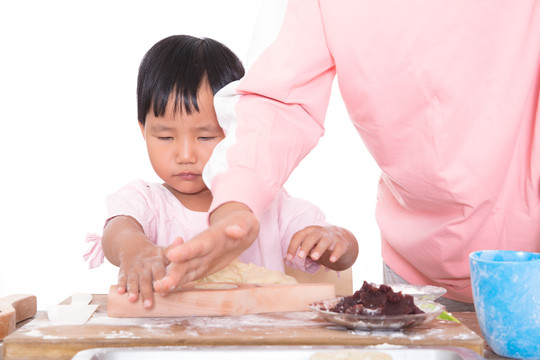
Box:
[310,350,393,360]
[195,260,297,284]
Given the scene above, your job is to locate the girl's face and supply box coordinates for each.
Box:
[140,82,224,211]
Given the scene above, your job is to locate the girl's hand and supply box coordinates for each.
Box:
[102,216,187,309]
[116,236,184,309]
[286,225,358,271]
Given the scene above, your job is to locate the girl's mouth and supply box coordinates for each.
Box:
[176,172,199,180]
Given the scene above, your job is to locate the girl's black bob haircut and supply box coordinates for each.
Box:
[137,35,245,125]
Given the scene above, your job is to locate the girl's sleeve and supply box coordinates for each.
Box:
[83,180,157,268]
[275,189,329,273]
[205,0,336,218]
[105,180,157,236]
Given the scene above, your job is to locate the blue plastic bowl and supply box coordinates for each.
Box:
[470,250,540,359]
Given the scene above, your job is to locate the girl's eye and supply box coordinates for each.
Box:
[158,137,173,141]
[199,137,216,141]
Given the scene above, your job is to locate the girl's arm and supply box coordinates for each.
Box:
[102,215,172,309]
[287,225,359,271]
[276,189,358,272]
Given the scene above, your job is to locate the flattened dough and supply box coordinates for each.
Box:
[195,260,297,285]
[310,350,393,360]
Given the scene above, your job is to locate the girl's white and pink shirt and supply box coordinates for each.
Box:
[84,180,325,273]
[205,0,540,302]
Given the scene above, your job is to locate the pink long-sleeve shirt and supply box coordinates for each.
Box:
[84,180,324,273]
[206,0,540,302]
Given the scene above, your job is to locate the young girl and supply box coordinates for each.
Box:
[84,35,358,309]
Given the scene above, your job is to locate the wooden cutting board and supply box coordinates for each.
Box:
[0,294,37,340]
[108,282,336,317]
[2,294,484,360]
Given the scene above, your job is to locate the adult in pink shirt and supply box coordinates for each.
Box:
[158,1,540,308]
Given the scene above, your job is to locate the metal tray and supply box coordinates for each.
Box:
[72,346,485,360]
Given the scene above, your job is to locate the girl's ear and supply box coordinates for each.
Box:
[139,121,146,139]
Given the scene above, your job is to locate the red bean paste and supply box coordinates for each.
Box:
[330,281,424,316]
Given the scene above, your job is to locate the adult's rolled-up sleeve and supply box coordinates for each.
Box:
[206,0,336,218]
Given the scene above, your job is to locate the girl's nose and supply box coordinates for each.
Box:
[176,139,197,164]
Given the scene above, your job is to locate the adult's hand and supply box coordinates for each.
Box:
[153,202,260,293]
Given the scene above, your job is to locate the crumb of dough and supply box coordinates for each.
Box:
[310,350,393,360]
[194,260,298,285]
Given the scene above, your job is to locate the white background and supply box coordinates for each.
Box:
[0,0,381,310]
